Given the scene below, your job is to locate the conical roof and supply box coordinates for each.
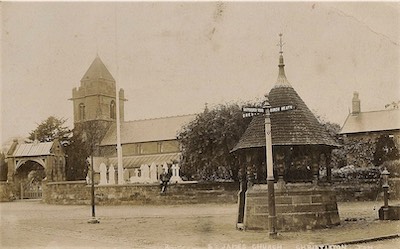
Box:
[231,45,338,152]
[81,55,115,82]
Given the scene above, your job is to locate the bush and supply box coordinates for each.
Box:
[379,159,400,178]
[332,165,381,182]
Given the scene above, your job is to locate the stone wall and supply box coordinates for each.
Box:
[244,184,340,231]
[330,178,400,201]
[0,182,13,202]
[10,178,400,204]
[43,181,239,205]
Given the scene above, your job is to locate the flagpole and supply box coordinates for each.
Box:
[115,4,124,185]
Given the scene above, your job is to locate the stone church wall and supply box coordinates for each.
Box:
[43,181,239,205]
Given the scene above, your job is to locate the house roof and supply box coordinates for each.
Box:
[100,114,196,146]
[340,109,400,134]
[108,152,180,169]
[231,53,338,152]
[9,141,54,158]
[81,56,115,82]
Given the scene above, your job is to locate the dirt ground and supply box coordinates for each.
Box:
[1,200,399,249]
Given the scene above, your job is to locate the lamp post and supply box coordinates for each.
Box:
[381,168,390,220]
[83,131,99,224]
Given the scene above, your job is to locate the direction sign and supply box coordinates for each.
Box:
[242,105,296,118]
[269,105,295,113]
[242,107,264,113]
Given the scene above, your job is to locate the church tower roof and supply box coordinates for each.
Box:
[81,55,115,82]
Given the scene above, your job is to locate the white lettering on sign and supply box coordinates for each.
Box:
[270,105,295,113]
[242,105,295,118]
[270,107,280,113]
[243,113,261,118]
[242,107,264,113]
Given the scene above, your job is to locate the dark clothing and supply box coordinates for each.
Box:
[160,172,172,193]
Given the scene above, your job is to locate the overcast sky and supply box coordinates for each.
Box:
[1,1,399,146]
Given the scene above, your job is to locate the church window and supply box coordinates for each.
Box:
[110,100,116,119]
[157,142,163,153]
[79,103,86,121]
[136,144,142,155]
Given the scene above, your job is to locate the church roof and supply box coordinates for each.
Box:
[100,114,196,146]
[8,141,55,158]
[81,56,115,82]
[108,152,180,169]
[340,109,400,134]
[232,40,338,152]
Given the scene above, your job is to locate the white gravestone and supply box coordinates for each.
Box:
[123,169,130,182]
[149,163,158,183]
[130,168,140,183]
[140,164,150,183]
[99,163,108,185]
[109,164,116,185]
[170,164,183,183]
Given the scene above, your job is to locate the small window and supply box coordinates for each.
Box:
[79,103,85,121]
[157,142,163,153]
[110,100,116,119]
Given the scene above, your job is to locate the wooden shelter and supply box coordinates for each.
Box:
[232,37,340,231]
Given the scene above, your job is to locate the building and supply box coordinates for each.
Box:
[6,139,66,199]
[72,56,195,184]
[340,92,400,167]
[231,35,340,231]
[71,55,126,128]
[97,114,195,184]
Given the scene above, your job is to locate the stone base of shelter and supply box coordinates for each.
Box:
[243,183,340,231]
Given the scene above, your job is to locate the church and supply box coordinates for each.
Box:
[71,56,195,184]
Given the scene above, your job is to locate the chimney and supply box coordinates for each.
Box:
[352,91,361,114]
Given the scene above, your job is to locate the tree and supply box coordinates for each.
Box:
[177,103,251,181]
[28,116,71,145]
[385,100,400,109]
[65,128,90,180]
[0,152,7,181]
[319,120,347,168]
[373,134,399,166]
[318,118,377,168]
[65,121,110,180]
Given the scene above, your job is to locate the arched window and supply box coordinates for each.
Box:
[110,100,116,119]
[79,103,85,121]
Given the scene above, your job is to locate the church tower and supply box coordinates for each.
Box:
[71,55,125,128]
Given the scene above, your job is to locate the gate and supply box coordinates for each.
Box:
[20,182,42,199]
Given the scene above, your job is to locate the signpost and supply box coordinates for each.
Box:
[242,100,295,238]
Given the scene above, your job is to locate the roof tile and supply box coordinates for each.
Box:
[232,86,339,152]
[100,114,196,145]
[340,109,400,134]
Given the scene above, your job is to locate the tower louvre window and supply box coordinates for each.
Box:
[79,103,86,121]
[110,100,116,119]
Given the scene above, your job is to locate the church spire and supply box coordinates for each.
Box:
[275,33,291,88]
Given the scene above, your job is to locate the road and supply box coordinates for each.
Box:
[1,200,399,249]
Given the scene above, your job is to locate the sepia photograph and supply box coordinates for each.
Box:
[1,1,399,248]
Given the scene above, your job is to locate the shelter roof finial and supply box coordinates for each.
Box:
[278,33,285,54]
[274,33,291,88]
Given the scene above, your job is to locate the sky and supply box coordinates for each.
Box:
[1,1,399,147]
